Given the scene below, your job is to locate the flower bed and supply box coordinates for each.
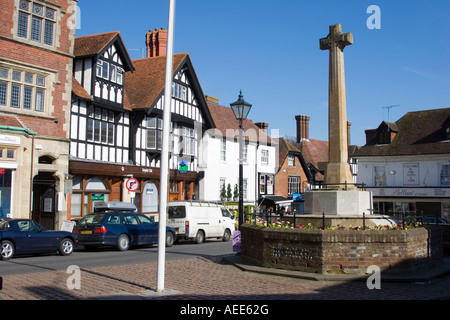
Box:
[240,223,443,275]
[258,218,421,231]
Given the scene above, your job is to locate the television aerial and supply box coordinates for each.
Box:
[382,105,400,122]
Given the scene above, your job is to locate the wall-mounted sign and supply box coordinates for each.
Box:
[403,163,419,186]
[91,193,104,200]
[178,161,189,173]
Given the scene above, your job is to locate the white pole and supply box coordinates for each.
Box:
[157,0,176,292]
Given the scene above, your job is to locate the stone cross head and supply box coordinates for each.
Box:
[320,24,353,51]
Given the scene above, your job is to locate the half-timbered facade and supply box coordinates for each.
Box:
[125,29,215,211]
[70,31,135,217]
[70,29,214,218]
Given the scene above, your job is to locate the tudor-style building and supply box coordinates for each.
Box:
[70,31,135,218]
[70,29,214,218]
[0,0,76,229]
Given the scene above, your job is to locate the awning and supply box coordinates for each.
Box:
[259,195,293,206]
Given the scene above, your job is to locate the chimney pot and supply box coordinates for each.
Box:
[146,28,168,58]
[295,115,310,142]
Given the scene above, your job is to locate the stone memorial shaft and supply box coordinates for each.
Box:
[320,24,354,187]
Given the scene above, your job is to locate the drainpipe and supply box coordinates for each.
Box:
[29,134,35,220]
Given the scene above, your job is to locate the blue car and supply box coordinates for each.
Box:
[73,212,176,251]
[0,219,76,260]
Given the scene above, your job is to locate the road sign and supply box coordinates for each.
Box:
[125,178,139,192]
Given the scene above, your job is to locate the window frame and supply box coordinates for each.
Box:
[17,0,57,47]
[0,66,47,113]
[87,106,116,145]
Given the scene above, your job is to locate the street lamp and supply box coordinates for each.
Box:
[230,91,252,229]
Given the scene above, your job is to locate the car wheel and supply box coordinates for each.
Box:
[117,234,130,251]
[194,230,204,244]
[0,240,14,260]
[59,238,74,256]
[166,231,174,247]
[222,229,231,242]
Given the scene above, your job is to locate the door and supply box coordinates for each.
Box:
[16,220,56,253]
[142,181,158,213]
[122,213,141,244]
[137,214,158,243]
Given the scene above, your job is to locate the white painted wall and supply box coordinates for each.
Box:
[357,154,450,188]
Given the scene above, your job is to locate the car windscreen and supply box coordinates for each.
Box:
[78,214,106,225]
[168,206,186,219]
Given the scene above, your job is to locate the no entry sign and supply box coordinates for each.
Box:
[125,178,139,192]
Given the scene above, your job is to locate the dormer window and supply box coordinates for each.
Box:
[445,127,450,140]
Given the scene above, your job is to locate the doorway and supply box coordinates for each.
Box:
[32,172,57,230]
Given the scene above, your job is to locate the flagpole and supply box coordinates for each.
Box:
[157,0,176,292]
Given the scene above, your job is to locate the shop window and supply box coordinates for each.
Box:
[0,169,12,218]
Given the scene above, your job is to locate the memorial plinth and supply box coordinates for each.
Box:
[304,190,372,216]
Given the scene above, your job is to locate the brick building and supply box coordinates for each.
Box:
[0,0,77,229]
[274,137,310,213]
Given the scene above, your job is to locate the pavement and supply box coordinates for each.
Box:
[0,253,450,302]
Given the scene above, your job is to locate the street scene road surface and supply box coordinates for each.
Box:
[0,240,449,303]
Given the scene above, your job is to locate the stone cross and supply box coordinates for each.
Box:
[320,24,354,187]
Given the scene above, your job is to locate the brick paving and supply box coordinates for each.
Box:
[0,255,449,301]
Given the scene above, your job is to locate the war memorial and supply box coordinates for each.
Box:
[240,24,443,276]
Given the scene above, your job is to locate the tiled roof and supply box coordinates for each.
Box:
[354,107,450,157]
[71,77,92,101]
[0,114,24,128]
[296,139,329,181]
[278,138,301,164]
[74,31,134,72]
[74,31,119,57]
[125,54,188,110]
[206,101,271,144]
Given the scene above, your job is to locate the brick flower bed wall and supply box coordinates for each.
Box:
[240,224,443,275]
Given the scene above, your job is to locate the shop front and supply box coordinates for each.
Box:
[69,160,198,220]
[369,187,450,220]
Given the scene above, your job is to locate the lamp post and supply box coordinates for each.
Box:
[230,91,252,229]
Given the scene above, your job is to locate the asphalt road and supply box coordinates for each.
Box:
[0,239,234,276]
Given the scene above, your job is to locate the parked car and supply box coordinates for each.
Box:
[0,219,76,260]
[420,216,450,224]
[167,201,235,244]
[73,211,176,251]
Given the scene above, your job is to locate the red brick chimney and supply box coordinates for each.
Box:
[146,28,168,58]
[295,115,310,142]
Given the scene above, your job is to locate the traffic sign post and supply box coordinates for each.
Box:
[125,178,139,192]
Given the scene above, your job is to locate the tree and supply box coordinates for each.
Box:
[220,184,227,201]
[233,184,239,201]
[227,183,232,200]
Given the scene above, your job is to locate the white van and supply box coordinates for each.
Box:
[167,201,235,244]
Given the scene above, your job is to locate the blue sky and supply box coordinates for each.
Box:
[75,0,450,146]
